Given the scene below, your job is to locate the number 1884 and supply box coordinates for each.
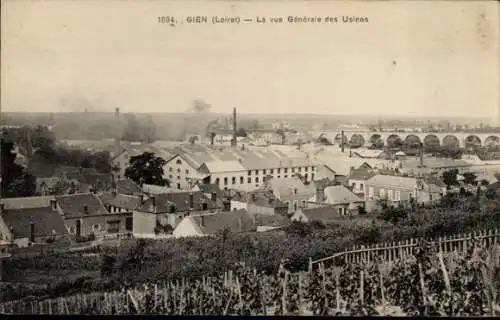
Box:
[158,16,176,24]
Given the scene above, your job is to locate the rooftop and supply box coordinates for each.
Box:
[324,185,364,205]
[1,206,68,239]
[55,193,109,219]
[136,191,219,213]
[189,209,255,235]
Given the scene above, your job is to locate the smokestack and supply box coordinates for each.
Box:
[341,130,345,152]
[419,142,424,167]
[189,192,194,209]
[29,222,35,242]
[232,107,237,147]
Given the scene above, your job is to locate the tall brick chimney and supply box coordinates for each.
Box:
[231,107,237,147]
[341,130,345,153]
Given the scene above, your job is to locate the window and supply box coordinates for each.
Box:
[232,177,236,185]
[277,176,281,179]
[125,217,133,231]
[215,178,220,185]
[169,167,173,172]
[284,168,288,173]
[368,187,374,198]
[304,173,308,181]
[294,201,298,211]
[240,176,244,184]
[92,224,101,232]
[277,168,281,174]
[352,182,356,189]
[270,169,274,174]
[224,177,228,185]
[298,167,302,172]
[291,168,295,173]
[256,177,259,183]
[284,175,288,178]
[248,177,252,183]
[202,203,208,210]
[387,190,393,201]
[177,176,181,180]
[263,169,266,175]
[185,169,189,174]
[255,170,259,175]
[69,226,76,234]
[177,183,181,189]
[177,168,181,173]
[176,159,182,164]
[379,188,386,198]
[338,207,344,216]
[311,173,315,181]
[248,170,251,176]
[360,183,364,190]
[305,167,309,172]
[169,175,173,179]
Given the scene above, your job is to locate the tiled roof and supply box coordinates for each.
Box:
[2,207,68,239]
[55,193,109,219]
[136,191,219,213]
[1,196,54,210]
[142,184,185,195]
[190,209,255,235]
[116,179,142,195]
[366,174,417,190]
[324,186,364,205]
[349,169,377,181]
[264,177,315,200]
[100,192,142,211]
[301,206,338,223]
[252,213,289,227]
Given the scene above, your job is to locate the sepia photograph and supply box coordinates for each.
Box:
[0,0,499,316]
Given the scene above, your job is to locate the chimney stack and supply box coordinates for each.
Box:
[83,205,89,214]
[189,192,194,209]
[231,107,237,147]
[419,142,424,167]
[341,130,345,152]
[29,221,35,242]
[50,199,57,211]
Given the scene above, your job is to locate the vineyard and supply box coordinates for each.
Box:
[1,240,499,316]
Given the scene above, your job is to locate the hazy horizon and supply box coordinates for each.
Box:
[2,1,499,120]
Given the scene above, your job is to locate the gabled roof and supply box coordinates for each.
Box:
[366,174,417,190]
[55,193,109,218]
[99,192,142,211]
[324,186,364,205]
[116,179,142,195]
[199,160,246,173]
[301,205,338,223]
[142,184,185,195]
[349,169,377,181]
[136,191,219,213]
[1,196,54,210]
[1,207,68,239]
[189,209,255,235]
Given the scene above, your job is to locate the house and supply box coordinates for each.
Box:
[364,174,445,212]
[351,149,389,159]
[55,193,131,238]
[191,183,231,211]
[251,213,290,232]
[261,177,315,214]
[172,209,255,238]
[291,205,348,224]
[314,154,373,186]
[230,190,289,216]
[348,169,377,195]
[132,191,221,237]
[318,185,366,216]
[55,167,114,193]
[142,183,186,195]
[115,179,143,195]
[0,197,69,247]
[310,178,338,202]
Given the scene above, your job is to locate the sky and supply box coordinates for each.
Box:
[1,0,499,120]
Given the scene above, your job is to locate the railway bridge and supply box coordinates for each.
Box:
[316,131,500,149]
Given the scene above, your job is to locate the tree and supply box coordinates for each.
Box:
[1,139,37,197]
[236,127,247,137]
[442,169,459,189]
[124,152,169,187]
[462,172,477,185]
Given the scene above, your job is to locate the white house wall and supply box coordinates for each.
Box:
[164,155,200,190]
